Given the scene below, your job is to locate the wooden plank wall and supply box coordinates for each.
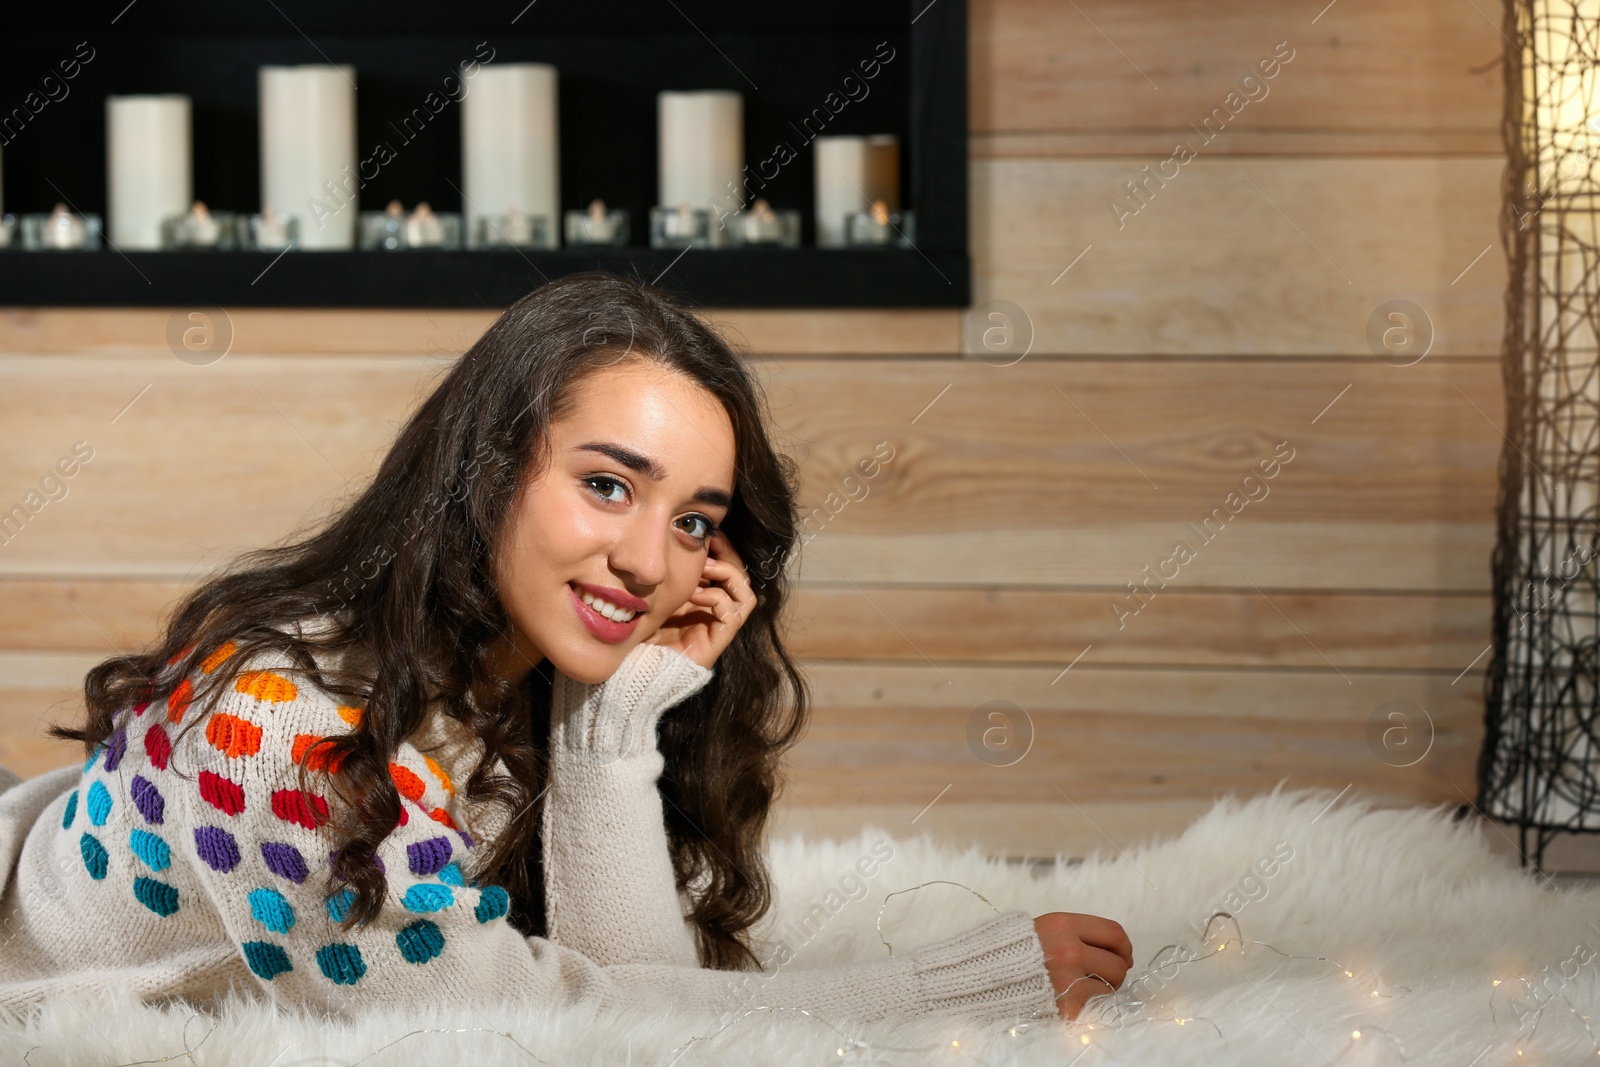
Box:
[0,0,1505,858]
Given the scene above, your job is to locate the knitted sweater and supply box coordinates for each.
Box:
[0,635,1058,1023]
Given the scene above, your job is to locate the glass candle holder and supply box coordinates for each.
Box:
[565,199,630,246]
[0,215,17,250]
[845,205,916,248]
[161,201,239,250]
[473,210,552,250]
[360,201,462,250]
[650,204,712,249]
[244,212,299,251]
[21,205,102,250]
[725,199,800,248]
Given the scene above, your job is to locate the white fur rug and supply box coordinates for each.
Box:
[4,788,1597,1066]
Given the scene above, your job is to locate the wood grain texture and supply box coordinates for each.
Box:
[972,157,1506,355]
[970,0,1502,147]
[0,357,1499,590]
[0,654,1483,853]
[0,576,1489,672]
[0,308,959,357]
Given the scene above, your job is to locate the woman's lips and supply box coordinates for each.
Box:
[567,581,642,644]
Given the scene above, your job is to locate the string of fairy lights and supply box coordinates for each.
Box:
[32,876,1597,1066]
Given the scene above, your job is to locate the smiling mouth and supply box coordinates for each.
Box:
[569,582,641,622]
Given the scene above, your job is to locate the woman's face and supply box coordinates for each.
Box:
[490,358,738,686]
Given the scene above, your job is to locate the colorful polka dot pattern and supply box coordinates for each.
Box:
[396,919,445,964]
[407,836,452,877]
[103,726,127,772]
[131,775,165,825]
[242,941,292,980]
[236,670,297,704]
[198,770,246,816]
[144,724,172,770]
[261,842,309,884]
[248,887,296,934]
[402,884,453,913]
[129,828,170,872]
[195,826,241,873]
[325,887,356,924]
[206,713,263,759]
[166,679,193,723]
[270,789,329,830]
[315,943,365,985]
[475,885,510,924]
[86,781,112,826]
[79,833,108,879]
[132,876,179,917]
[61,646,509,998]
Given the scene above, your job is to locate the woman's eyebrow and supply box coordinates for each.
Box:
[575,441,732,509]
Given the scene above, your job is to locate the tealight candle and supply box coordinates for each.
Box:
[162,200,238,249]
[845,200,915,248]
[247,209,296,250]
[45,204,88,248]
[24,203,100,250]
[564,198,630,246]
[405,202,445,248]
[650,202,711,248]
[727,198,799,247]
[475,205,548,248]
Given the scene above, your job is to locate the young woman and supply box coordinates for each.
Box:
[0,272,1132,1022]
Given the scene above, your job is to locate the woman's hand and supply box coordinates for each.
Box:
[642,530,757,670]
[1034,912,1134,1019]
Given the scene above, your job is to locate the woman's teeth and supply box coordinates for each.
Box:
[578,588,639,622]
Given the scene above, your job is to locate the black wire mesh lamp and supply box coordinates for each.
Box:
[1483,0,1600,869]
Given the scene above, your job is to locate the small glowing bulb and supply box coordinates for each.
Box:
[1494,979,1502,987]
[1176,1018,1186,1026]
[951,1040,960,1049]
[1344,970,1354,978]
[1370,990,1379,997]
[1352,1030,1362,1040]
[1080,1034,1092,1045]
[1218,943,1227,952]
[836,1048,845,1057]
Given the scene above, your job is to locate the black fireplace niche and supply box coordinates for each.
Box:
[0,0,967,308]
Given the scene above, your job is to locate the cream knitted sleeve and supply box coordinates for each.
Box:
[541,642,712,967]
[157,648,1056,1023]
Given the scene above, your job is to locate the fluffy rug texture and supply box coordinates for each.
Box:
[3,787,1596,1066]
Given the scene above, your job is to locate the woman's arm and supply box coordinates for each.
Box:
[166,655,1056,1022]
[541,641,711,966]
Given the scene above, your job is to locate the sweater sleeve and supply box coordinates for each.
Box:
[541,642,712,967]
[164,651,1057,1023]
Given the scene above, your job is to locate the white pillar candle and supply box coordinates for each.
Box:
[814,134,899,248]
[658,90,743,224]
[259,65,357,250]
[462,63,559,247]
[106,95,191,250]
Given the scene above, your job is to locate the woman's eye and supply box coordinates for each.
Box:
[586,476,628,504]
[681,515,714,542]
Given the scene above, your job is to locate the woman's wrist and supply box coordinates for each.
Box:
[549,642,714,761]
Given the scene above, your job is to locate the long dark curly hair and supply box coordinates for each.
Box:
[49,271,810,970]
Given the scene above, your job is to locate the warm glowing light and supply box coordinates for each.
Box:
[1352,1030,1362,1040]
[1371,990,1379,997]
[951,1040,960,1049]
[1176,1018,1187,1026]
[1080,1034,1091,1045]
[835,1048,845,1057]
[1494,979,1502,987]
[1344,970,1354,978]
